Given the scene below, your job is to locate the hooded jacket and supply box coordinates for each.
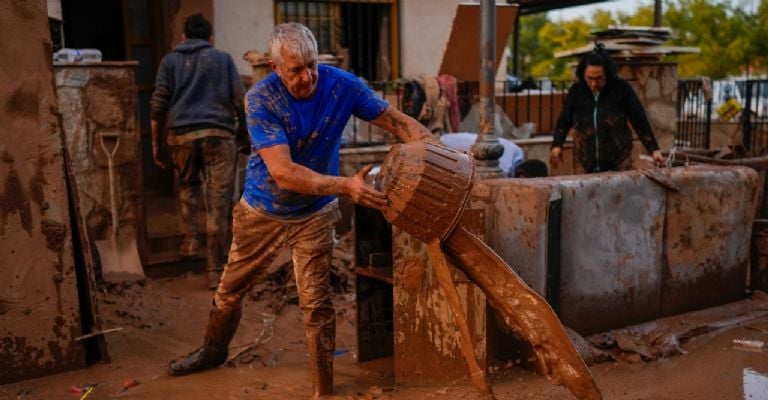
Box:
[552,77,660,172]
[151,39,244,134]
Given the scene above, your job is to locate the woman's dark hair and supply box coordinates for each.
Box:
[575,43,617,82]
[514,159,549,178]
[184,13,212,40]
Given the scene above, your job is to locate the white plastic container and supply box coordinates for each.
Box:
[53,48,102,63]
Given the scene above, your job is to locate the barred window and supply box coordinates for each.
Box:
[275,0,399,81]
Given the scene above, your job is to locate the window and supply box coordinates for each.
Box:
[275,0,399,81]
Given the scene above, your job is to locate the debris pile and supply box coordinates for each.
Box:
[581,291,768,363]
[555,25,699,60]
[247,232,357,316]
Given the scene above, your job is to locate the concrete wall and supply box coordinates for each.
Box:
[212,0,511,79]
[213,0,274,76]
[401,0,510,78]
[47,0,61,20]
[399,0,461,77]
[470,166,759,336]
[388,166,760,384]
[55,63,146,268]
[0,0,85,384]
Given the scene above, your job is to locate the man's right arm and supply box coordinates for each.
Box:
[258,144,387,211]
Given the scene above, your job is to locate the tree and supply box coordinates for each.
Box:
[511,0,768,80]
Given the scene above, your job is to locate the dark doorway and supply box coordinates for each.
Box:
[61,0,125,61]
[339,2,390,81]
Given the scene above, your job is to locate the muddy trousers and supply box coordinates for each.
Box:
[169,136,236,277]
[215,200,340,397]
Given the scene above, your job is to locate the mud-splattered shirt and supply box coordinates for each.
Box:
[552,77,660,173]
[243,65,388,218]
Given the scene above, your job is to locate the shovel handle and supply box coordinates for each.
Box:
[98,132,121,237]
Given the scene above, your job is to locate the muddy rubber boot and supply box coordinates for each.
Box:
[168,305,241,376]
[307,328,335,398]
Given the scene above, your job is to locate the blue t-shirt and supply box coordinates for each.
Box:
[243,65,388,218]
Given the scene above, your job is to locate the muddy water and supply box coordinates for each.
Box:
[444,227,602,400]
[377,142,601,399]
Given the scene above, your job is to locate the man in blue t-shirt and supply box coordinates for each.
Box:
[168,23,438,397]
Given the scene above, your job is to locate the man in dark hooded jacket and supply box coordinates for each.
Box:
[550,46,664,173]
[150,13,246,289]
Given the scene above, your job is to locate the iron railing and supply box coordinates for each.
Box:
[740,79,768,155]
[345,77,768,153]
[343,79,572,147]
[676,79,712,149]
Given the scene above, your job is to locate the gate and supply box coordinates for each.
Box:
[676,79,712,149]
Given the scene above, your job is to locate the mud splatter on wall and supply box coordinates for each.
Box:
[0,0,84,384]
[55,62,144,265]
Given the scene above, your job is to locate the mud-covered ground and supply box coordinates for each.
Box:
[2,244,768,399]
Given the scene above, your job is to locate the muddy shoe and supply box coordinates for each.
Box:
[179,236,199,257]
[168,346,227,376]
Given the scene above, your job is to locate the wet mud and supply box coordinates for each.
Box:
[377,142,602,399]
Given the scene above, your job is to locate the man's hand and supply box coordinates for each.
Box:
[152,143,169,169]
[345,165,388,211]
[550,147,563,169]
[150,119,169,169]
[651,150,665,166]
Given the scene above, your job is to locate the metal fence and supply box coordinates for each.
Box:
[345,77,768,153]
[740,79,768,155]
[676,79,712,149]
[343,79,572,147]
[675,78,768,155]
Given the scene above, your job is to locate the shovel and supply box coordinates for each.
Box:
[94,132,144,283]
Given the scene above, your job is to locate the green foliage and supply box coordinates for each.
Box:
[511,0,768,80]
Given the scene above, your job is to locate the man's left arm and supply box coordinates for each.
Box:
[369,106,441,144]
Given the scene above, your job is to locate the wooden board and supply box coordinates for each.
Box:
[439,3,518,81]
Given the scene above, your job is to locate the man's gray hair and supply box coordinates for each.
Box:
[269,23,318,65]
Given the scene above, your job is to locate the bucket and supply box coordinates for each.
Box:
[375,142,475,242]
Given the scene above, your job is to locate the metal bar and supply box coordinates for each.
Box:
[478,0,495,137]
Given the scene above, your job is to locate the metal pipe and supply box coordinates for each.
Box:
[471,0,504,178]
[479,0,495,137]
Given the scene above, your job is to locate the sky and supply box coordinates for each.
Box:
[548,0,649,21]
[547,0,757,21]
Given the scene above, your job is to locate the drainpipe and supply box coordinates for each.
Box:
[470,0,505,179]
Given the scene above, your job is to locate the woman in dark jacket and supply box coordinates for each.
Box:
[550,46,664,173]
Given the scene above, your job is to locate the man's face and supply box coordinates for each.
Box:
[272,48,318,99]
[584,65,606,94]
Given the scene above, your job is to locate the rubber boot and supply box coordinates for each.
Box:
[168,305,241,376]
[307,327,335,398]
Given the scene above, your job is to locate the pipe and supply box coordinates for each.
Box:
[471,0,505,178]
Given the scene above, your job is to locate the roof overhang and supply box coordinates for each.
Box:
[512,0,612,16]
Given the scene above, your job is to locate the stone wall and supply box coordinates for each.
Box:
[617,61,679,151]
